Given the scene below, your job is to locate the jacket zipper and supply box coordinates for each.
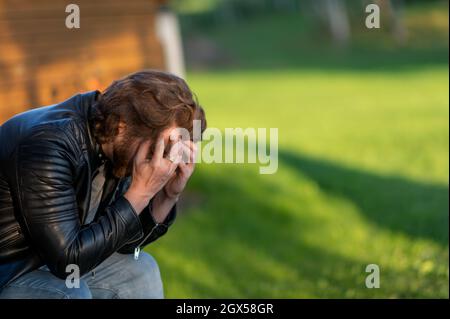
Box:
[134,223,160,260]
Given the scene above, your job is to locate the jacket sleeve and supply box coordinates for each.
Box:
[116,178,177,254]
[11,124,145,279]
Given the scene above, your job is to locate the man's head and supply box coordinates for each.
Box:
[90,70,207,177]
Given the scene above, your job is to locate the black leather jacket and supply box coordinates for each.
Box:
[0,91,176,288]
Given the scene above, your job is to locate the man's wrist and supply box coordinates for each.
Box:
[151,190,178,224]
[124,189,153,215]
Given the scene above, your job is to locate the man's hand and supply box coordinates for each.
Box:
[124,137,181,214]
[164,140,197,200]
[151,140,197,223]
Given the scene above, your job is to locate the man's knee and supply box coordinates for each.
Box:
[123,252,164,299]
[137,252,161,277]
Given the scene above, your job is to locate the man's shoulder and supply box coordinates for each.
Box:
[1,92,97,159]
[0,114,78,161]
[27,116,84,136]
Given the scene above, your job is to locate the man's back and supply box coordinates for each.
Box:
[0,91,101,287]
[0,92,97,160]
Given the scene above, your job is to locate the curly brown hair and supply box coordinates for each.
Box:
[90,70,207,147]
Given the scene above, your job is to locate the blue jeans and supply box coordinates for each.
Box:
[0,252,164,299]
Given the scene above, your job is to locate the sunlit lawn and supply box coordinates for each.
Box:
[146,66,448,298]
[145,3,448,298]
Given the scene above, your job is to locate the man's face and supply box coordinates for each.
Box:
[110,125,180,178]
[110,129,139,178]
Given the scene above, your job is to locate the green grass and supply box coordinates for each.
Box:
[144,3,449,298]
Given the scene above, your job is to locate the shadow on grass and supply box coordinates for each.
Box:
[187,45,450,74]
[279,150,449,246]
[152,158,448,298]
[156,170,374,298]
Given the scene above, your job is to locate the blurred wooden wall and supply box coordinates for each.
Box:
[0,0,167,123]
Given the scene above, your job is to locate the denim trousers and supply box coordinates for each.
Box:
[0,252,164,299]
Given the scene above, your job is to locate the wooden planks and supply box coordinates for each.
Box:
[0,0,167,124]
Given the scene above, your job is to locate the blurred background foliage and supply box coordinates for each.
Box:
[145,0,449,298]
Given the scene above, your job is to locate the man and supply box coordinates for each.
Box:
[0,70,206,298]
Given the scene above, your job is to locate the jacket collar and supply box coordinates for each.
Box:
[79,90,107,172]
[76,91,120,221]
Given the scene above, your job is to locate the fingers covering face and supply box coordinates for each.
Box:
[135,140,152,164]
[152,137,166,163]
[170,140,197,164]
[134,135,198,169]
